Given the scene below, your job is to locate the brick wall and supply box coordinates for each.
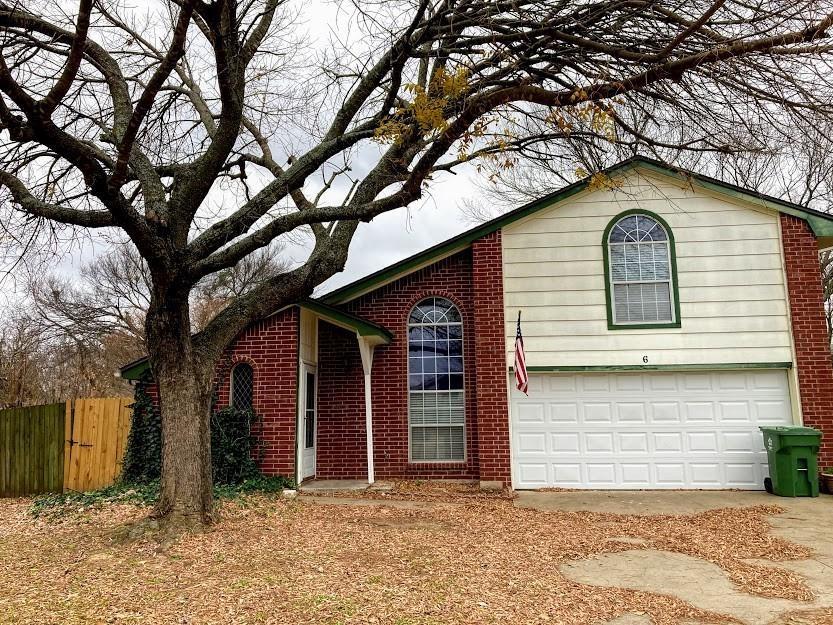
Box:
[472,232,511,485]
[138,235,510,485]
[314,237,510,485]
[212,308,299,477]
[780,214,833,466]
[316,320,368,479]
[318,249,482,480]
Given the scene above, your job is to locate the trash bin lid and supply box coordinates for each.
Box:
[759,426,822,435]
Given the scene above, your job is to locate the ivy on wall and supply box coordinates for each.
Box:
[122,375,161,483]
[122,374,272,486]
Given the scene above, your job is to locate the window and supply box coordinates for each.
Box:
[408,297,465,462]
[304,371,316,449]
[604,211,679,328]
[231,363,254,409]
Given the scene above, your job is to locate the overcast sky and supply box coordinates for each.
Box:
[0,0,495,306]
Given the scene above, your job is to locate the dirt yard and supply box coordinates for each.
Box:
[0,484,829,625]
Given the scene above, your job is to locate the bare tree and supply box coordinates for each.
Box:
[3,0,833,527]
[30,241,288,345]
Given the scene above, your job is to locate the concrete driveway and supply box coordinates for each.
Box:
[517,490,833,625]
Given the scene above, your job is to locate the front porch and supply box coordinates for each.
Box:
[297,479,394,493]
[295,300,393,486]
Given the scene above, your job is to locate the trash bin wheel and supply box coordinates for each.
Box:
[764,477,773,494]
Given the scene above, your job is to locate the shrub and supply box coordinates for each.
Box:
[121,376,291,488]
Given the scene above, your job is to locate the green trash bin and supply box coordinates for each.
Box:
[759,426,821,497]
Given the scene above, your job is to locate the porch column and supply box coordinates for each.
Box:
[357,337,375,485]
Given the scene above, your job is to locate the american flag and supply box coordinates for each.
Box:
[515,311,528,395]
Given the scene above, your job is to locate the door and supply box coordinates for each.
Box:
[64,397,133,492]
[301,367,317,480]
[511,370,793,490]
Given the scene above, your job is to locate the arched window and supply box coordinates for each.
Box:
[231,363,254,409]
[604,211,680,328]
[408,297,465,462]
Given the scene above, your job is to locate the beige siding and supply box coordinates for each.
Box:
[502,168,792,367]
[299,308,318,365]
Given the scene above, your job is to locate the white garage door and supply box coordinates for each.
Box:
[511,370,793,490]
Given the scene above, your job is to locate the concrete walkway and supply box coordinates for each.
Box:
[518,490,833,625]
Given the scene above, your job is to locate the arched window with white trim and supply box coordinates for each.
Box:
[604,211,680,328]
[407,297,465,462]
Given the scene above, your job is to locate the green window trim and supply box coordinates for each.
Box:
[602,209,682,330]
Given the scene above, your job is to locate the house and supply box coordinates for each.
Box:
[120,157,833,490]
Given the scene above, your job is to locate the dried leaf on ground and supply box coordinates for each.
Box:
[0,486,815,625]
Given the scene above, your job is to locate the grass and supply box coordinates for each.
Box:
[30,475,294,518]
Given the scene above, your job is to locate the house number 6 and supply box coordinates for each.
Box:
[642,355,649,363]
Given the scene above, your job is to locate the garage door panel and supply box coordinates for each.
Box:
[725,464,759,486]
[518,463,549,485]
[688,431,719,452]
[584,403,613,423]
[651,403,682,422]
[618,432,649,452]
[512,370,792,489]
[722,431,755,452]
[551,403,579,423]
[517,432,547,454]
[585,432,614,453]
[516,402,546,422]
[617,403,647,423]
[551,432,580,453]
[655,463,686,486]
[621,463,651,486]
[586,463,616,485]
[689,463,722,486]
[757,400,790,422]
[686,402,716,422]
[719,401,751,421]
[553,464,581,484]
[654,432,683,452]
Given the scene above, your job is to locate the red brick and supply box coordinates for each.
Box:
[781,215,833,466]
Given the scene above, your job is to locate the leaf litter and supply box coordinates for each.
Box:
[0,482,815,625]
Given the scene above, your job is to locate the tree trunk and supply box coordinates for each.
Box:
[146,291,214,528]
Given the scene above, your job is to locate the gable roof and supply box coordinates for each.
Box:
[321,156,833,305]
[120,156,833,381]
[118,300,392,381]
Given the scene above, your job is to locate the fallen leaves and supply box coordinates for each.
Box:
[0,486,816,625]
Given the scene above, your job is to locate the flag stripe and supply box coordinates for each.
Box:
[515,313,528,395]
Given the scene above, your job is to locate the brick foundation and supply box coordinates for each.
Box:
[780,214,833,467]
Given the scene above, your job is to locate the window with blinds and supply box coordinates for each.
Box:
[407,297,465,462]
[607,213,675,325]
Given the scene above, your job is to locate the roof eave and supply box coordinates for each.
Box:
[320,157,833,305]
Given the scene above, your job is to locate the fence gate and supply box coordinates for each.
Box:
[0,403,65,497]
[63,397,133,493]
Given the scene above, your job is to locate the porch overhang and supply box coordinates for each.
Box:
[116,300,392,382]
[299,299,393,346]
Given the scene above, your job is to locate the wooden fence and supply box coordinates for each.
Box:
[0,397,133,497]
[0,403,65,497]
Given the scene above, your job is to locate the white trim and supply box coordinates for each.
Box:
[299,363,317,481]
[607,216,675,325]
[358,337,376,485]
[407,298,467,463]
